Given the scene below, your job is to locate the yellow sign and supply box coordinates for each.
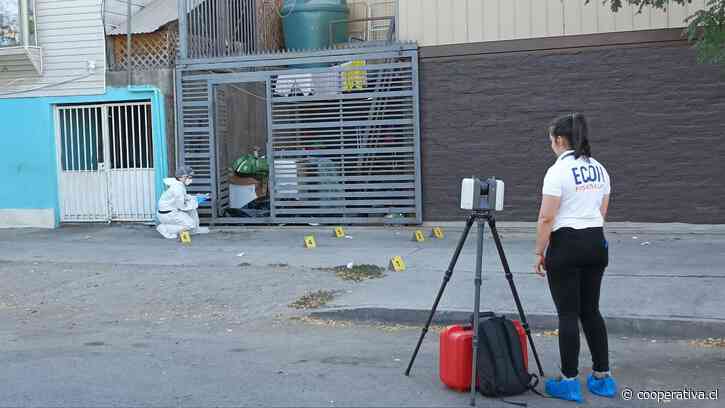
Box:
[342,60,367,91]
[414,230,425,242]
[334,226,346,238]
[432,227,445,239]
[389,256,406,272]
[180,231,192,244]
[304,235,317,249]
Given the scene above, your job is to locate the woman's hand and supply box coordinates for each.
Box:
[534,254,546,277]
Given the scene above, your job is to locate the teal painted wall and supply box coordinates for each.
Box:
[0,86,168,225]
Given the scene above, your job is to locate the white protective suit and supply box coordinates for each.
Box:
[156,178,207,239]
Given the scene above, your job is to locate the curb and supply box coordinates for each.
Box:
[310,307,725,339]
[207,222,725,235]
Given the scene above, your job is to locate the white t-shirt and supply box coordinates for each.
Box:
[542,150,611,231]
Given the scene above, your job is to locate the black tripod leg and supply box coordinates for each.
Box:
[405,215,476,376]
[470,219,485,406]
[487,217,545,377]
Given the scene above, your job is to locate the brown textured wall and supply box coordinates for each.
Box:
[419,43,725,223]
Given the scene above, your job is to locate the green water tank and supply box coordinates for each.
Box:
[281,0,350,51]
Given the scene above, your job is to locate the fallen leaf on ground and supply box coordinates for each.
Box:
[288,290,338,309]
[315,264,386,282]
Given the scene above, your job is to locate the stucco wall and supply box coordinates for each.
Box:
[0,87,168,228]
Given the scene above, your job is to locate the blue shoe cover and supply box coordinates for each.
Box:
[545,377,583,402]
[587,373,617,398]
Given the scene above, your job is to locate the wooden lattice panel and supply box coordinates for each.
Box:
[110,23,179,71]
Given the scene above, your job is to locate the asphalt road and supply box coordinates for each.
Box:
[0,234,723,407]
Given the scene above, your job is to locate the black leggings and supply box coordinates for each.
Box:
[545,227,610,378]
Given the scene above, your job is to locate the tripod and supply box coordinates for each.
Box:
[404,210,544,406]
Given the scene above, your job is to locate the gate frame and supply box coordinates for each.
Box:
[175,42,423,225]
[50,87,169,225]
[54,100,158,223]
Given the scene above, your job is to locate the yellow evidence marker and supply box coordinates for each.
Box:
[432,227,445,239]
[413,230,425,242]
[180,230,192,244]
[304,235,317,249]
[389,256,406,272]
[334,226,346,238]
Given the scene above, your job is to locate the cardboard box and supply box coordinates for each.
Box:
[229,174,267,198]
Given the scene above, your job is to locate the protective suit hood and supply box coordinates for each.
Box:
[163,177,183,188]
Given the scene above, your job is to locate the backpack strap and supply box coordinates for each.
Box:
[500,320,534,388]
[476,319,499,395]
[500,320,549,400]
[499,397,528,407]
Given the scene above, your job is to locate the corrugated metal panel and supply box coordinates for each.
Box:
[213,86,231,216]
[268,59,419,222]
[398,0,703,46]
[0,0,106,99]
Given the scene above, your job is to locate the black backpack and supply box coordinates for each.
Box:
[473,313,539,399]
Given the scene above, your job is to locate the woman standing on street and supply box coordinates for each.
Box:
[534,113,618,402]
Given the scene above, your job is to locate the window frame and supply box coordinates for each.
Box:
[0,0,37,48]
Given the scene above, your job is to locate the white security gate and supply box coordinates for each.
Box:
[56,102,156,222]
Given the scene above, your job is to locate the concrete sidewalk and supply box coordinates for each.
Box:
[1,224,723,337]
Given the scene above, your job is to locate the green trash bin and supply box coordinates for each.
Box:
[281,0,350,51]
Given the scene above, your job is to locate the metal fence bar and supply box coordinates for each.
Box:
[264,78,276,220]
[131,105,140,219]
[214,0,221,58]
[123,105,131,218]
[72,109,81,217]
[179,0,188,59]
[410,49,423,223]
[101,106,112,221]
[142,105,153,218]
[247,0,254,54]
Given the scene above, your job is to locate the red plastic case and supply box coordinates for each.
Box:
[439,320,528,392]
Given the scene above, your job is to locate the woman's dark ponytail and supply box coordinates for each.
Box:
[549,112,592,159]
[571,113,591,159]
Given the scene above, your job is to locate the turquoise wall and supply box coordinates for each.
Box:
[0,86,168,225]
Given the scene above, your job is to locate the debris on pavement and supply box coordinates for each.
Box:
[238,262,252,268]
[291,315,445,333]
[542,329,559,337]
[289,290,338,309]
[315,264,386,282]
[689,338,725,348]
[268,263,289,268]
[640,241,651,246]
[290,315,353,328]
[236,252,245,257]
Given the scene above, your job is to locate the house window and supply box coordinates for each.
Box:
[0,0,36,47]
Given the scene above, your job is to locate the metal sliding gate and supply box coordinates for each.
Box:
[176,43,422,224]
[56,102,156,222]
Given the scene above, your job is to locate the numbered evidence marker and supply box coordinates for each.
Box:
[389,256,406,272]
[179,230,192,244]
[334,226,346,238]
[413,229,425,242]
[432,227,445,239]
[304,235,317,249]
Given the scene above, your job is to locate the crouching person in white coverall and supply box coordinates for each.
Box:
[156,165,210,239]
